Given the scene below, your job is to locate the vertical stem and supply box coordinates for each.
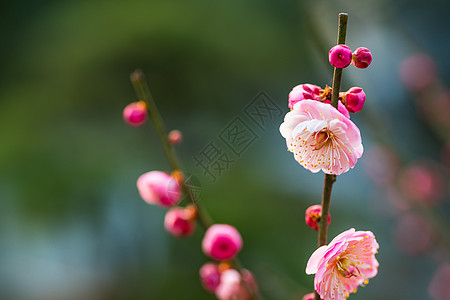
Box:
[130,70,213,228]
[315,13,348,300]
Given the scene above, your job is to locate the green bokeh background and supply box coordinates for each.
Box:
[1,0,449,299]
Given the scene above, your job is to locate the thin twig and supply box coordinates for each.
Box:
[315,12,348,300]
[130,70,261,300]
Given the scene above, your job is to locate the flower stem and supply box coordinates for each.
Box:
[130,70,261,300]
[130,69,213,228]
[315,13,348,300]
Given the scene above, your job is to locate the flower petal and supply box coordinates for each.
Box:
[306,245,329,274]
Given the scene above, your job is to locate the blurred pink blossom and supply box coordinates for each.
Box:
[136,171,181,207]
[428,263,450,300]
[364,145,399,187]
[168,129,183,145]
[123,101,148,127]
[398,162,444,205]
[400,53,436,92]
[215,269,257,300]
[393,213,434,255]
[202,224,243,260]
[306,228,379,300]
[280,100,363,175]
[164,207,196,237]
[199,262,221,293]
[301,293,315,300]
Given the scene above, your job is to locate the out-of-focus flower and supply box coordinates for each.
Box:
[393,213,434,255]
[418,91,450,131]
[364,145,399,187]
[341,87,366,113]
[288,84,323,110]
[428,262,450,300]
[302,293,315,300]
[136,171,181,207]
[306,228,379,300]
[442,141,450,171]
[280,100,363,175]
[398,162,444,205]
[164,206,196,237]
[400,53,436,92]
[329,45,353,68]
[305,205,331,231]
[168,129,183,145]
[352,47,372,69]
[199,262,222,293]
[215,269,258,300]
[123,101,148,127]
[202,224,243,260]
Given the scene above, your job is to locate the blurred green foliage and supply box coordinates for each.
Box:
[1,0,449,299]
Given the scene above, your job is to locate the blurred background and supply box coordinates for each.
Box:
[1,0,449,299]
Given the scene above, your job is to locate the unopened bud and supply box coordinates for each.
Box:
[164,206,196,237]
[305,205,331,231]
[199,262,221,293]
[123,101,147,127]
[202,224,243,260]
[342,87,366,113]
[329,45,352,68]
[168,129,183,145]
[352,47,372,69]
[136,171,181,207]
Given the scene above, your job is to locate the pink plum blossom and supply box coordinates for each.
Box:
[288,84,323,110]
[123,101,148,126]
[351,47,372,69]
[329,45,353,68]
[202,224,243,260]
[164,207,196,237]
[341,87,365,113]
[136,171,181,207]
[280,100,363,175]
[306,228,379,300]
[305,204,331,231]
[199,262,222,293]
[215,269,257,300]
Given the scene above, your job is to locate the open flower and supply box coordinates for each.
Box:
[306,228,379,300]
[280,100,363,175]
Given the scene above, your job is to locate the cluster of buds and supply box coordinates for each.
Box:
[124,95,259,299]
[199,224,260,298]
[329,45,372,69]
[200,262,258,300]
[288,83,366,115]
[136,170,197,236]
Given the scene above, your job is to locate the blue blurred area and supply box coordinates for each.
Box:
[1,0,449,299]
